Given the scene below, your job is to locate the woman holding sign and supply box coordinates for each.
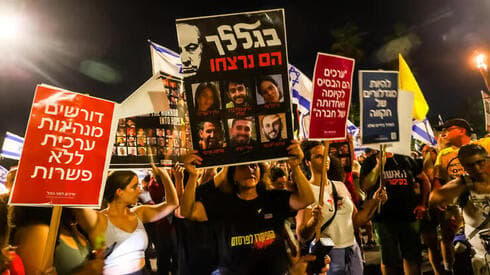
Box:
[180,140,315,275]
[75,164,178,275]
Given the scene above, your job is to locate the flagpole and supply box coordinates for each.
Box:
[315,140,330,242]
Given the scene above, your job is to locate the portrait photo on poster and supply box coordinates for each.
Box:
[258,113,287,143]
[192,81,222,114]
[197,119,227,150]
[227,116,258,148]
[222,79,255,109]
[256,74,284,105]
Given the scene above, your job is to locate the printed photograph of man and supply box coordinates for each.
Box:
[127,127,136,136]
[223,80,253,108]
[116,127,126,136]
[128,147,137,156]
[192,82,221,112]
[156,128,164,137]
[198,120,226,150]
[146,128,155,137]
[117,146,127,156]
[176,23,203,76]
[137,147,147,156]
[127,136,136,147]
[228,117,258,147]
[256,74,284,105]
[137,137,146,146]
[259,113,287,143]
[116,136,126,146]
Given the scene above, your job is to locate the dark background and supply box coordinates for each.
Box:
[1,0,489,168]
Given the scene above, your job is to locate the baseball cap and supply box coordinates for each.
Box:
[437,118,474,133]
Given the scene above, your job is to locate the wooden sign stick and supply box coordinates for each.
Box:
[315,140,330,242]
[41,206,62,271]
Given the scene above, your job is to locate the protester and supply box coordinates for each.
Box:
[75,164,178,274]
[430,144,490,275]
[180,140,315,275]
[12,207,102,275]
[0,196,24,275]
[361,151,431,275]
[433,118,490,273]
[297,140,386,275]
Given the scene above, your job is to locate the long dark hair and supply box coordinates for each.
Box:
[104,171,137,203]
[195,82,220,111]
[226,163,267,194]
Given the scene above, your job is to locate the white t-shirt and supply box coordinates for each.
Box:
[309,181,355,248]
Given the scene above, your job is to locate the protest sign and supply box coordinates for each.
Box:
[482,90,490,133]
[329,139,353,172]
[111,72,191,168]
[9,84,117,206]
[360,70,399,145]
[176,9,293,167]
[308,53,354,140]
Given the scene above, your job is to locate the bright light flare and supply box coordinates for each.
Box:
[0,14,22,41]
[476,53,488,71]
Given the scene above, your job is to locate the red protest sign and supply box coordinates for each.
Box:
[308,53,355,140]
[9,85,117,206]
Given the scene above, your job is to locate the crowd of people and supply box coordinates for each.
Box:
[0,117,489,275]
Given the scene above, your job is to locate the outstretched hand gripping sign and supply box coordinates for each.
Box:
[9,84,117,207]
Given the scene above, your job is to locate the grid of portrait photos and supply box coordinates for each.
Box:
[187,74,293,167]
[110,74,192,168]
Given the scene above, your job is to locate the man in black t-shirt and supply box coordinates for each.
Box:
[360,152,430,275]
[180,140,315,275]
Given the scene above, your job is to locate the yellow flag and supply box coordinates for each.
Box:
[399,53,429,121]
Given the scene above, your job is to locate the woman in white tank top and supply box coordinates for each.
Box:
[75,164,178,275]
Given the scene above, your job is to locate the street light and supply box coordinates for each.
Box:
[475,52,490,95]
[0,13,22,42]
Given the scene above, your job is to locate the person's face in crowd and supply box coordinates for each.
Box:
[177,23,202,75]
[200,122,218,148]
[197,88,214,112]
[230,119,253,145]
[308,145,330,174]
[262,115,282,141]
[440,126,465,145]
[227,82,248,105]
[117,176,142,204]
[272,175,288,190]
[460,153,490,182]
[233,163,260,189]
[259,80,281,103]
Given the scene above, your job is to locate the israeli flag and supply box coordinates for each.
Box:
[149,40,182,77]
[0,165,7,186]
[1,132,24,160]
[412,119,437,146]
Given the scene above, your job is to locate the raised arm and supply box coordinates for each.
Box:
[429,177,466,207]
[288,140,315,210]
[353,187,387,227]
[180,152,208,221]
[135,163,179,223]
[360,153,385,193]
[414,171,431,219]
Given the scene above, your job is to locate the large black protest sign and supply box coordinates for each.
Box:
[110,73,192,168]
[360,71,399,145]
[176,9,293,167]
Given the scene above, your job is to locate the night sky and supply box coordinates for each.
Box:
[1,0,489,144]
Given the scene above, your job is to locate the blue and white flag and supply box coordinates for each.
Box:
[149,40,182,77]
[412,118,437,146]
[0,165,8,188]
[1,132,24,160]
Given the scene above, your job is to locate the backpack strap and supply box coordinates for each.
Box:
[320,180,339,232]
